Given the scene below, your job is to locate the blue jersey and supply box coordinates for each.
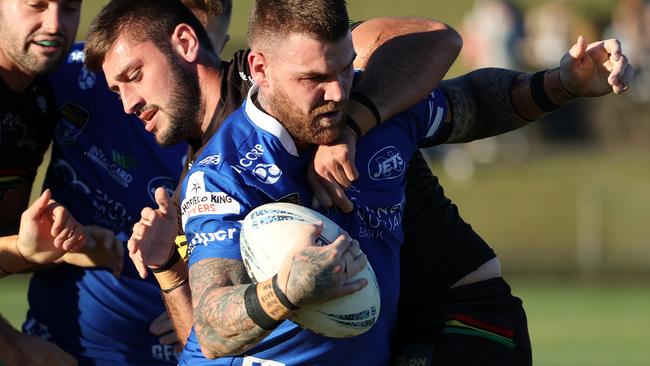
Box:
[178,83,447,365]
[24,43,187,365]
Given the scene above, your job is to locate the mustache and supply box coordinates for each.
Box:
[136,104,160,118]
[311,100,347,116]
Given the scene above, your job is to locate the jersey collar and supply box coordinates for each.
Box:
[244,84,299,157]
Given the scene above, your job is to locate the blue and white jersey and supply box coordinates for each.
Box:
[179,82,447,366]
[24,43,187,365]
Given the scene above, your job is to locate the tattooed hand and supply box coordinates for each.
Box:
[276,223,368,307]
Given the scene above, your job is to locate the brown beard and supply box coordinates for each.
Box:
[154,48,203,147]
[262,83,346,146]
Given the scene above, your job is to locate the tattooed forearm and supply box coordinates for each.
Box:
[441,67,529,143]
[190,258,267,358]
[194,282,268,358]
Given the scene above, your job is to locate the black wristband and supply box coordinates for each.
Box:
[530,70,560,112]
[244,283,281,330]
[350,92,381,126]
[151,248,180,273]
[345,116,362,139]
[272,274,298,310]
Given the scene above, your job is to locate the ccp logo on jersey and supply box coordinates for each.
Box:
[253,163,282,184]
[368,146,404,181]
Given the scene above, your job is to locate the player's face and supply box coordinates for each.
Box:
[0,0,81,76]
[262,32,355,146]
[103,36,201,147]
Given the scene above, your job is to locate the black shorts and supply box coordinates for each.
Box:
[391,278,532,366]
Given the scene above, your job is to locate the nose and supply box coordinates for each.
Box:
[323,78,346,103]
[41,4,61,34]
[120,86,144,115]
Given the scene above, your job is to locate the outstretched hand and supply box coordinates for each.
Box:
[128,187,178,279]
[560,36,634,97]
[308,126,359,213]
[16,189,85,264]
[60,225,124,276]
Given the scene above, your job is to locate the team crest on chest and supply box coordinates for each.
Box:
[368,146,405,180]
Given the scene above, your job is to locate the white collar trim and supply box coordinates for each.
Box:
[244,84,299,157]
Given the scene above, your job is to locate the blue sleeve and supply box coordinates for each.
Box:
[181,168,249,267]
[396,88,449,148]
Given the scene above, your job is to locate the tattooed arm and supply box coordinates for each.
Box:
[190,225,367,359]
[190,258,262,358]
[440,37,633,143]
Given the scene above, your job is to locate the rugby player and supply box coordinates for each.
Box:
[83,0,627,362]
[85,0,464,347]
[0,0,81,235]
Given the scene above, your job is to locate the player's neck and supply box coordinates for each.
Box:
[197,60,224,139]
[0,53,35,93]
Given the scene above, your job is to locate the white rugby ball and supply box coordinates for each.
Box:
[240,202,381,338]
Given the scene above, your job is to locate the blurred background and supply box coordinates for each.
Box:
[2,0,649,365]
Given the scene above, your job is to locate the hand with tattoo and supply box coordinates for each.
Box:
[275,222,368,307]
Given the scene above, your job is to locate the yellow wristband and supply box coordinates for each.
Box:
[153,257,188,292]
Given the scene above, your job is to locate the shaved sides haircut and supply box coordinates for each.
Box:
[85,0,214,72]
[247,0,349,50]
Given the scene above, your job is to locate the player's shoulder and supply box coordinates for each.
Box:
[49,42,111,98]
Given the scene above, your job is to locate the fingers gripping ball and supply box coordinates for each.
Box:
[240,202,380,338]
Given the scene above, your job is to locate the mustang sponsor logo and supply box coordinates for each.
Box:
[368,146,405,181]
[68,49,84,63]
[197,154,221,166]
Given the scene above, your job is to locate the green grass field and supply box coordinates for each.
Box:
[2,275,649,366]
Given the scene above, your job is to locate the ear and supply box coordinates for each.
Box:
[170,23,200,62]
[248,50,270,87]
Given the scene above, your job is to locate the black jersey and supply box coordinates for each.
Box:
[0,76,56,183]
[0,76,56,233]
[400,150,496,307]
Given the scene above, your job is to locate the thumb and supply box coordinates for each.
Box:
[568,35,587,61]
[25,189,52,220]
[155,187,172,217]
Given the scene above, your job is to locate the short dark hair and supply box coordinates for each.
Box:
[182,0,232,22]
[248,0,349,50]
[85,0,214,71]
